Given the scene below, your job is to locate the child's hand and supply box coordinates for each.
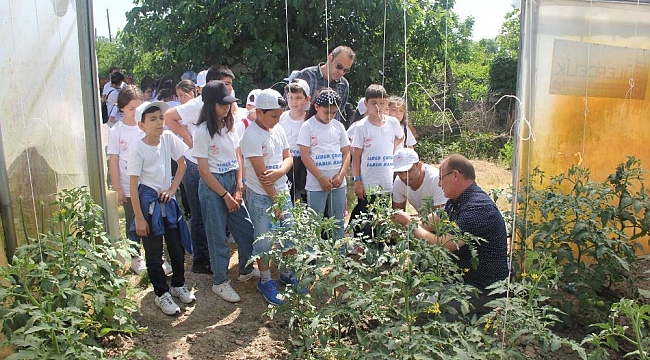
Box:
[318,176,333,191]
[331,174,344,188]
[259,169,281,186]
[135,216,149,237]
[224,193,241,213]
[116,189,126,204]
[354,181,365,199]
[158,190,173,203]
[274,207,284,222]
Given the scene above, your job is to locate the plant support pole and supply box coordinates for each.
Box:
[0,120,17,261]
[76,0,109,228]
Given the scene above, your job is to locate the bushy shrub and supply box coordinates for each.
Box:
[0,187,150,359]
[259,194,585,359]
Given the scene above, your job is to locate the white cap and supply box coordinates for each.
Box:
[357,97,367,115]
[289,79,310,97]
[246,89,262,106]
[392,148,419,172]
[196,70,208,88]
[135,101,170,122]
[255,89,286,110]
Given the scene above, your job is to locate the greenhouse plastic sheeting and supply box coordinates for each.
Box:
[0,0,88,246]
[517,0,650,253]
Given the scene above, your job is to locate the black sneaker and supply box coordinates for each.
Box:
[191,261,213,274]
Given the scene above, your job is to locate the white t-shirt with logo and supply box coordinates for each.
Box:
[193,123,240,174]
[392,164,447,212]
[175,96,203,164]
[297,116,350,191]
[240,122,290,195]
[128,131,188,193]
[279,111,305,157]
[106,122,144,197]
[351,116,404,193]
[395,125,416,150]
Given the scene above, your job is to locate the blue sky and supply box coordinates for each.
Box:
[93,0,517,41]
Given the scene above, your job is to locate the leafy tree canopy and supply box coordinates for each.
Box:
[117,0,474,111]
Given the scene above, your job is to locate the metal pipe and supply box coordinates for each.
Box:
[0,120,17,262]
[76,0,109,228]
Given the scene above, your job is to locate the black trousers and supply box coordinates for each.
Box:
[141,219,186,297]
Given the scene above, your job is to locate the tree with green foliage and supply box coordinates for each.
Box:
[117,0,473,115]
[490,8,520,99]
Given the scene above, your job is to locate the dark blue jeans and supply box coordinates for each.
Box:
[183,159,210,263]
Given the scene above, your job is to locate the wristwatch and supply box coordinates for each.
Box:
[352,176,362,182]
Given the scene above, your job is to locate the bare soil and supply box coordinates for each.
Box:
[105,161,650,360]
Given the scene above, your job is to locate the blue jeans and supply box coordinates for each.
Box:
[307,186,346,240]
[199,170,254,285]
[183,159,210,263]
[245,188,292,256]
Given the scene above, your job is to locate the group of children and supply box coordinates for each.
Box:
[106,64,416,316]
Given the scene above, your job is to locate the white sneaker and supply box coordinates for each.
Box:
[225,234,236,244]
[162,259,173,276]
[130,256,147,275]
[237,268,261,282]
[170,285,196,304]
[212,281,241,303]
[154,292,180,315]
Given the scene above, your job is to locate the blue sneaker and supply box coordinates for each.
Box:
[279,273,308,294]
[257,279,284,305]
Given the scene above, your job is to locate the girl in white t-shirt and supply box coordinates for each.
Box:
[388,95,417,150]
[194,81,258,304]
[106,85,147,274]
[298,88,351,240]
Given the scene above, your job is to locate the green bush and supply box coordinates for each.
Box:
[259,194,585,359]
[0,187,150,359]
[415,131,508,164]
[515,157,650,323]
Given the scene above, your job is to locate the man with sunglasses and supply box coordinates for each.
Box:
[391,148,447,215]
[395,154,509,315]
[289,45,355,126]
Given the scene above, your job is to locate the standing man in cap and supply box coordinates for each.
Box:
[391,148,447,217]
[289,46,355,126]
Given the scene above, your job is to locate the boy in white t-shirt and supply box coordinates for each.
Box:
[391,148,447,216]
[129,101,195,316]
[241,89,296,305]
[350,84,404,240]
[279,79,311,204]
[233,88,261,140]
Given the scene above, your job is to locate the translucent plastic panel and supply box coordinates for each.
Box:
[518,0,650,179]
[0,0,87,245]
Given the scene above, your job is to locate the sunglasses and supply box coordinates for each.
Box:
[335,63,351,74]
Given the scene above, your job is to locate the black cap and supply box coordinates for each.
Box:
[202,81,239,105]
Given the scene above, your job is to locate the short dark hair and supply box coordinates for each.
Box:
[206,65,235,82]
[365,84,387,100]
[110,72,125,85]
[284,81,307,97]
[141,106,162,122]
[445,154,476,181]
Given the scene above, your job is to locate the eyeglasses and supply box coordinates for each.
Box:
[335,63,351,74]
[439,170,455,182]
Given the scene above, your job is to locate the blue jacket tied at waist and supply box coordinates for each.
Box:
[129,184,193,254]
